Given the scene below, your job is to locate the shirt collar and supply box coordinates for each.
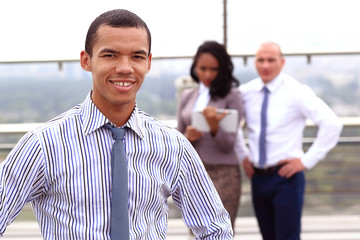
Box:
[198,82,210,94]
[258,72,284,93]
[80,91,145,139]
[125,106,145,139]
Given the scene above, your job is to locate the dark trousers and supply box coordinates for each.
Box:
[251,171,305,240]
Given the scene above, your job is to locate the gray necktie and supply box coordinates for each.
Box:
[259,87,269,167]
[104,123,130,240]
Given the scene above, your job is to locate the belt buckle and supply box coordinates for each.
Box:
[254,164,283,175]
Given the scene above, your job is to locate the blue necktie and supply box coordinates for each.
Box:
[259,87,269,168]
[104,124,130,240]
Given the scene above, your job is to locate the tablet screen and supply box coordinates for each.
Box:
[191,109,238,133]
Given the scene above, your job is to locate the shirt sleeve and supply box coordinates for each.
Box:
[296,85,343,169]
[0,131,47,235]
[171,138,233,239]
[176,90,191,134]
[234,126,250,163]
[213,89,245,152]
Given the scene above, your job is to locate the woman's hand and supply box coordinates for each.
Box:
[185,125,203,142]
[202,107,228,136]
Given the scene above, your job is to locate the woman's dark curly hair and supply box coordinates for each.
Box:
[190,41,240,98]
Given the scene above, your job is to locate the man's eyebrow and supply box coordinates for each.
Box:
[99,48,118,54]
[134,50,148,56]
[98,48,148,56]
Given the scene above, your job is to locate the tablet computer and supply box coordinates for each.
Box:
[191,109,238,133]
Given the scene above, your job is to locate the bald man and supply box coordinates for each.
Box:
[239,42,342,240]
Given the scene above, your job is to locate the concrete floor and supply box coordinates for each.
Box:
[2,215,360,239]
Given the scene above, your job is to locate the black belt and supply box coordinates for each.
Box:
[253,163,285,175]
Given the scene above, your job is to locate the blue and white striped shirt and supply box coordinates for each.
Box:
[0,92,233,239]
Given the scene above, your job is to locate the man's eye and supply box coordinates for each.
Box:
[134,55,146,60]
[104,54,115,58]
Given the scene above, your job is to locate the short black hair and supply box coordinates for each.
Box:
[85,9,151,57]
[190,41,239,98]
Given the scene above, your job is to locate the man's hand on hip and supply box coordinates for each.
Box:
[278,158,306,178]
[242,157,254,179]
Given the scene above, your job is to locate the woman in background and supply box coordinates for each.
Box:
[177,41,246,230]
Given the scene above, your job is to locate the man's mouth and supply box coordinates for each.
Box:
[112,81,133,87]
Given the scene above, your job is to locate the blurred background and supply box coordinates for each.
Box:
[0,0,359,239]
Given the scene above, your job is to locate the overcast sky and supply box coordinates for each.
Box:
[1,0,360,62]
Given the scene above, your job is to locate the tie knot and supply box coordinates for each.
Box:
[104,124,126,140]
[263,86,269,94]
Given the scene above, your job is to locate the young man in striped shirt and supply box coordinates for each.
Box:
[0,9,233,239]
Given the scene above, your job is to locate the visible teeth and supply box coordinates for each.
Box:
[114,82,131,87]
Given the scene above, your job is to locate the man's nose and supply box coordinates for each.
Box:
[115,57,134,74]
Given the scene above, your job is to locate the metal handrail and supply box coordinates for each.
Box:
[0,118,359,149]
[1,51,360,64]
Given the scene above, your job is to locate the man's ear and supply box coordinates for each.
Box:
[146,53,152,73]
[80,50,91,71]
[281,57,285,68]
